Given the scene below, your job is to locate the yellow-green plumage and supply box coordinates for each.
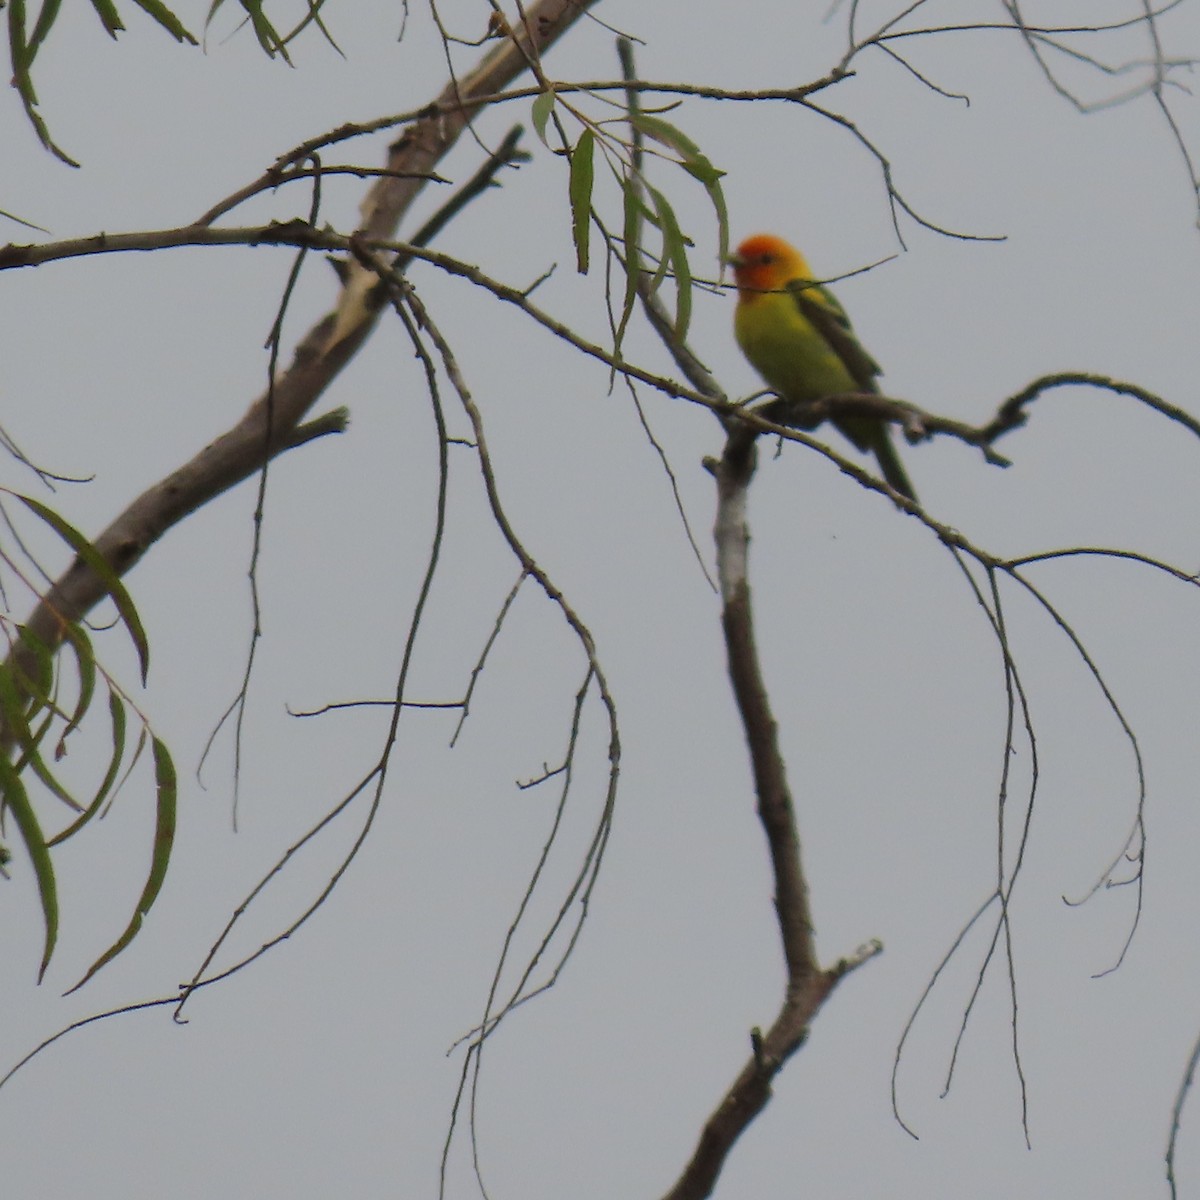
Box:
[731,234,916,502]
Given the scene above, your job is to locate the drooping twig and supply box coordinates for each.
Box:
[0,0,599,749]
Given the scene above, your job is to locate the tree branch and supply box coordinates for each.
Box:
[659,428,881,1200]
[0,0,598,732]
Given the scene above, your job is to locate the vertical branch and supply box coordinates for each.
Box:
[661,426,879,1200]
[613,36,879,1196]
[713,429,818,986]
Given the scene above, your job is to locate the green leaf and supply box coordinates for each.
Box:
[11,80,79,166]
[130,0,197,43]
[87,0,126,37]
[8,0,29,68]
[9,0,35,94]
[0,757,58,980]
[0,649,44,752]
[630,113,716,169]
[67,736,177,992]
[8,0,80,165]
[634,192,669,301]
[14,709,84,813]
[531,89,556,147]
[647,185,692,341]
[11,623,54,707]
[280,0,341,55]
[21,0,193,104]
[631,112,729,273]
[25,0,63,66]
[244,0,290,62]
[614,172,643,358]
[49,688,127,846]
[57,622,97,753]
[568,128,595,275]
[0,634,83,813]
[15,493,150,684]
[205,0,288,60]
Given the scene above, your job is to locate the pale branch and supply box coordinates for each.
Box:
[659,427,880,1200]
[711,434,816,982]
[0,0,599,740]
[284,406,350,449]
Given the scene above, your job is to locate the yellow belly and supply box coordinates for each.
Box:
[734,291,858,403]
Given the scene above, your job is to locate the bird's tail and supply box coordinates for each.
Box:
[871,429,918,503]
[834,415,918,503]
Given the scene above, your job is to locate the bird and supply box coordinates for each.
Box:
[729,233,916,502]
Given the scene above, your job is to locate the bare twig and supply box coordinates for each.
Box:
[0,0,599,750]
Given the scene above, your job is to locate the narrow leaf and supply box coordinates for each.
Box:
[16,493,150,683]
[280,0,342,55]
[24,0,63,66]
[110,725,150,817]
[12,623,54,707]
[68,736,177,992]
[0,758,58,980]
[87,0,126,37]
[631,112,729,273]
[10,0,35,90]
[614,172,642,357]
[15,708,83,812]
[647,185,692,340]
[0,641,83,811]
[241,0,291,62]
[568,129,595,274]
[57,622,97,751]
[630,112,711,164]
[531,90,555,146]
[49,688,127,846]
[130,0,198,43]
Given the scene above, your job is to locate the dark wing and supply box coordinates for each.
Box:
[786,278,882,393]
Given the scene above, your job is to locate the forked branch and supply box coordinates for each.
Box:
[659,428,881,1200]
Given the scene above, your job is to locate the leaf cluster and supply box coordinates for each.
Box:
[0,492,176,988]
[7,0,339,166]
[531,85,728,358]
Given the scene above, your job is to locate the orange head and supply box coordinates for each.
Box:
[729,234,813,300]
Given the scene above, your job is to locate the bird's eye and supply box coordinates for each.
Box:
[758,253,773,265]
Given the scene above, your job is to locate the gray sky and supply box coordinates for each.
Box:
[4,2,1200,1196]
